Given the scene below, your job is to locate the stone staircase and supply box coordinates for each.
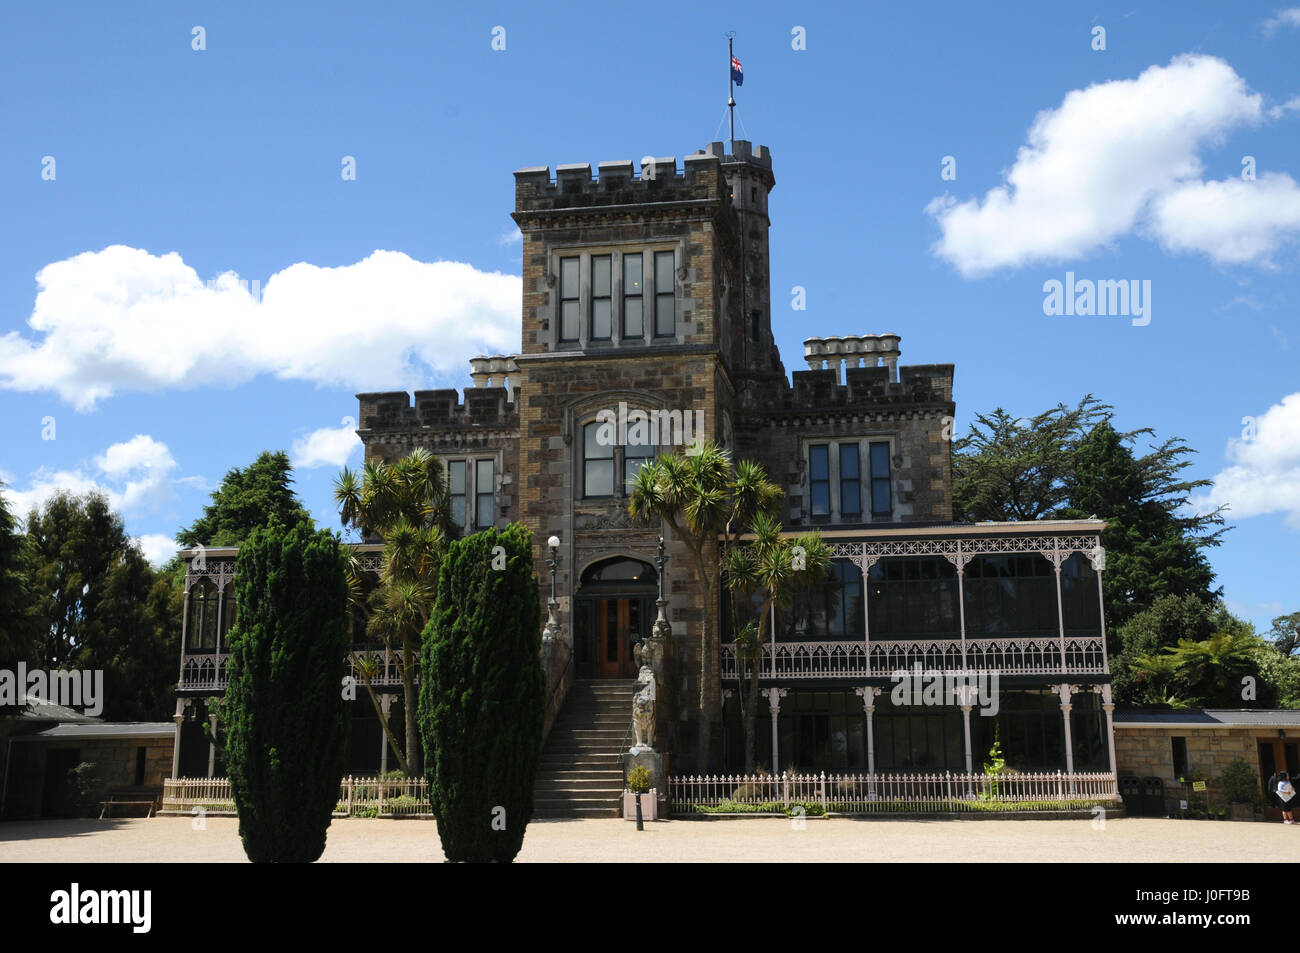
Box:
[533,678,635,818]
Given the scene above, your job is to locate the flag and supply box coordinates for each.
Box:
[731,55,743,87]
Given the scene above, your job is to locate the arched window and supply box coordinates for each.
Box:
[624,425,655,488]
[583,421,614,498]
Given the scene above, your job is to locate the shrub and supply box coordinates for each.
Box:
[419,524,544,863]
[1218,758,1262,806]
[627,765,652,794]
[224,523,351,863]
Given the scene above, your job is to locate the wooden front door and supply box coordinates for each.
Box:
[595,598,640,678]
[1257,738,1300,819]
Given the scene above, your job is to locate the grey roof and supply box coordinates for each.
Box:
[14,722,174,741]
[2,697,101,723]
[1115,709,1300,728]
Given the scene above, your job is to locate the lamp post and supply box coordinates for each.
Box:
[547,535,560,604]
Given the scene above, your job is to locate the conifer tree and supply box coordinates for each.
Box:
[224,522,350,863]
[418,524,543,863]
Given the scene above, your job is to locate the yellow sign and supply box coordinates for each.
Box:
[1192,781,1207,792]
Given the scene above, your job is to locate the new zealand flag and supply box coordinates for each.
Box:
[731,55,743,86]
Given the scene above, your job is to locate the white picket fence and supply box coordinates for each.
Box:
[162,776,433,817]
[669,771,1120,815]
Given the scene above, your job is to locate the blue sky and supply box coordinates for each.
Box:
[1,1,1297,635]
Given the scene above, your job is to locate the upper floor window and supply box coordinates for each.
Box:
[808,439,893,521]
[445,457,496,531]
[809,445,830,516]
[840,444,861,517]
[187,579,219,652]
[448,461,467,527]
[869,442,892,516]
[560,257,580,342]
[475,459,495,527]
[624,425,655,487]
[221,582,237,646]
[654,251,675,337]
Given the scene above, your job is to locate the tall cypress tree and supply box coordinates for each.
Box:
[419,524,543,863]
[224,522,350,863]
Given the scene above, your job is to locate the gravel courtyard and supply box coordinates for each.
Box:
[0,815,1293,862]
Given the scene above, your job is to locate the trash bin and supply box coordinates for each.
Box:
[1141,776,1164,817]
[1119,775,1142,816]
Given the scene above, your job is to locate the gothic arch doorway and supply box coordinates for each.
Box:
[574,556,656,679]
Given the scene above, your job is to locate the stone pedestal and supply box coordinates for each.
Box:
[624,749,666,818]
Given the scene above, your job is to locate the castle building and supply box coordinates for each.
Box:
[170,142,1118,814]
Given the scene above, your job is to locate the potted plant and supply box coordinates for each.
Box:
[623,765,656,824]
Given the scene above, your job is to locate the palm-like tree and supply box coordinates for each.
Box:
[334,449,456,776]
[627,440,783,771]
[723,511,829,771]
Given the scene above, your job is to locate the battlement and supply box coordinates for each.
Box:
[358,388,520,437]
[513,141,772,213]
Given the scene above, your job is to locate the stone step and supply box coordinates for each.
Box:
[535,779,624,793]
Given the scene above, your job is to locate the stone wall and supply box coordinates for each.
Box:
[1115,726,1265,812]
[2,735,173,819]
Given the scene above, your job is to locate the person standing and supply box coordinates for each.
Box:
[1278,770,1296,824]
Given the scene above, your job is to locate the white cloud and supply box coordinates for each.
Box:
[498,228,523,246]
[136,533,179,566]
[0,246,520,410]
[1148,172,1300,265]
[291,419,362,470]
[1,434,179,518]
[927,54,1279,275]
[1268,95,1300,119]
[1264,8,1300,33]
[1193,393,1300,527]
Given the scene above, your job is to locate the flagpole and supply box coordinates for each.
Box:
[727,32,736,149]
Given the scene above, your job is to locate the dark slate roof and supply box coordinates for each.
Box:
[1114,709,1300,727]
[1,697,101,723]
[15,722,174,741]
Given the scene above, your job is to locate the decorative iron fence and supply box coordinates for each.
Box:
[669,771,1120,815]
[719,636,1107,680]
[162,776,433,817]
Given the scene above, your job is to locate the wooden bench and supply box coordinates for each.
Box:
[99,796,157,819]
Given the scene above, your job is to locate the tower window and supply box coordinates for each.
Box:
[654,251,675,337]
[559,257,580,342]
[590,255,611,340]
[751,187,757,203]
[750,311,760,343]
[623,253,643,339]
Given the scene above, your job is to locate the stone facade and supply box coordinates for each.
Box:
[357,142,958,767]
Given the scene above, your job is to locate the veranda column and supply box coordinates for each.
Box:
[207,711,218,778]
[960,696,974,774]
[379,694,394,775]
[1101,683,1117,779]
[855,686,881,796]
[763,688,787,773]
[170,698,187,779]
[1056,683,1076,795]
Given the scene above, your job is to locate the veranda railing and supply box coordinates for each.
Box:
[669,771,1120,815]
[162,775,433,817]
